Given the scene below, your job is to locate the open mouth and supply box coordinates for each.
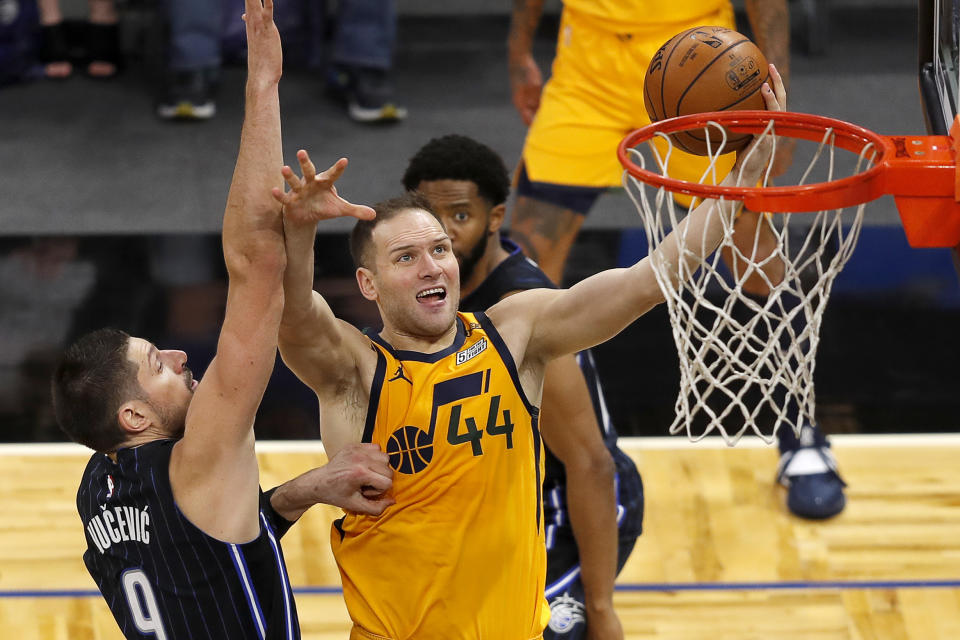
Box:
[416,287,447,303]
[184,367,197,392]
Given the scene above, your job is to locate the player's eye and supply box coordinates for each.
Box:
[433,245,446,254]
[453,211,469,222]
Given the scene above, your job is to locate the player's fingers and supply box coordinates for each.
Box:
[320,157,349,185]
[768,64,786,110]
[355,443,391,466]
[357,496,395,516]
[361,469,392,493]
[270,186,287,204]
[281,166,301,191]
[343,203,376,221]
[760,82,780,112]
[297,150,317,180]
[356,443,388,456]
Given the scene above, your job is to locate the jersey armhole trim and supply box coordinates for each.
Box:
[473,312,539,417]
[362,346,387,444]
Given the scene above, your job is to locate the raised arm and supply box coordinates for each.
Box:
[170,0,285,541]
[273,151,376,443]
[507,0,546,125]
[493,66,786,368]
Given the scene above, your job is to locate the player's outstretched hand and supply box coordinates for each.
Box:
[272,150,376,226]
[319,443,395,516]
[734,64,786,179]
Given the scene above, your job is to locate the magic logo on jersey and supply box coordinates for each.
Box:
[548,593,586,633]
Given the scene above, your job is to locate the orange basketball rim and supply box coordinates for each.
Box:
[617,110,960,250]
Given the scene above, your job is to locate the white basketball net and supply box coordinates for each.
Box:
[623,120,871,444]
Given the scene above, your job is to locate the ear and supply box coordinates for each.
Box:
[356,267,378,301]
[117,401,153,435]
[488,203,506,235]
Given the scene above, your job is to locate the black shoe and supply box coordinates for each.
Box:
[776,424,847,520]
[84,22,121,79]
[39,23,74,79]
[157,69,217,120]
[328,65,407,123]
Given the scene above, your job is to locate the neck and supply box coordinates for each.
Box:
[379,318,460,353]
[460,236,511,299]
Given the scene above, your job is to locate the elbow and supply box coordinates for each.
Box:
[592,449,616,481]
[568,446,616,482]
[225,238,287,280]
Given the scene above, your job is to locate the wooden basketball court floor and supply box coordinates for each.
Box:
[2,434,960,639]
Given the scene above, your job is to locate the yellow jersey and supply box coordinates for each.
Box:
[332,312,549,640]
[563,0,728,32]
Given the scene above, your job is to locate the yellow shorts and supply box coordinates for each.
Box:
[522,4,738,194]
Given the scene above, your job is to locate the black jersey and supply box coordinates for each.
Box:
[461,237,643,544]
[77,439,299,640]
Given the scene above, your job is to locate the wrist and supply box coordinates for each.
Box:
[585,597,615,614]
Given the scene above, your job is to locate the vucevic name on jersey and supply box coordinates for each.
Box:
[85,502,152,553]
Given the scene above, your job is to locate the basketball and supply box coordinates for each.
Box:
[643,26,769,155]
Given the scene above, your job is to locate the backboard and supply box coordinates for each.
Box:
[919,0,960,135]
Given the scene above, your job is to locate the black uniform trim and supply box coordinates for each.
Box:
[368,314,467,363]
[363,346,388,443]
[474,310,542,531]
[260,488,296,540]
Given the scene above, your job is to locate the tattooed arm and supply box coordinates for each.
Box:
[745,0,792,177]
[508,0,546,125]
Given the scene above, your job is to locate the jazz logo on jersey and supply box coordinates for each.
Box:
[385,368,514,474]
[106,474,115,499]
[455,337,487,365]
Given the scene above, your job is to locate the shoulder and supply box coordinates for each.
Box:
[484,288,559,355]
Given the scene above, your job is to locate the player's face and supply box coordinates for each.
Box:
[366,209,460,338]
[127,337,197,438]
[414,179,491,284]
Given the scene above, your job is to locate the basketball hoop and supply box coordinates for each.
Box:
[617,110,960,444]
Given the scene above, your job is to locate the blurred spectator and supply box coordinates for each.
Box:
[37,0,119,79]
[156,0,222,119]
[157,0,405,122]
[0,0,41,86]
[322,0,406,123]
[0,238,96,440]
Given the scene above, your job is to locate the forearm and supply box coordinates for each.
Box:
[745,0,789,87]
[647,163,763,292]
[565,460,619,612]
[280,217,320,332]
[508,0,544,60]
[268,467,328,522]
[222,83,285,277]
